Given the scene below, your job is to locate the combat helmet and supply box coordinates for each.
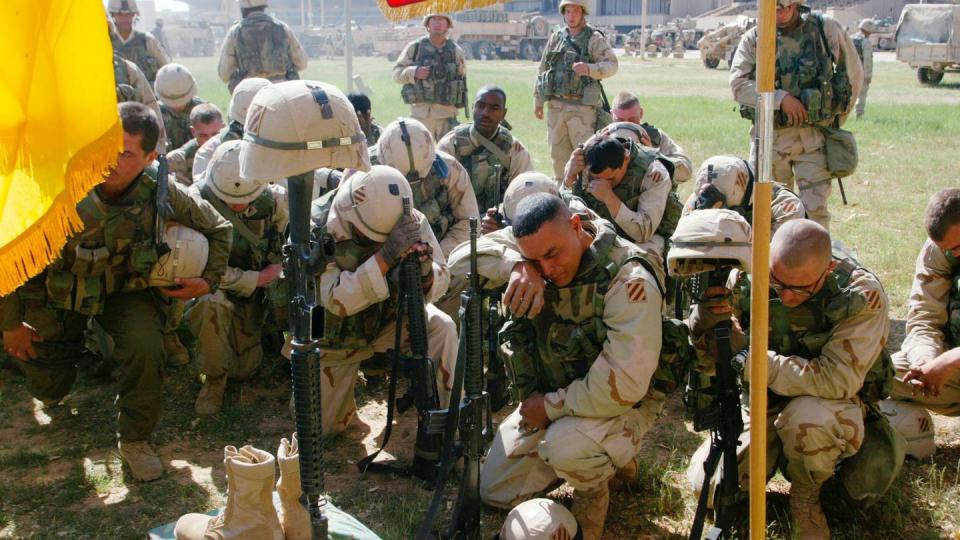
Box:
[238,0,269,8]
[239,80,370,182]
[154,64,198,109]
[377,118,436,180]
[423,13,453,28]
[207,140,266,206]
[503,172,559,223]
[879,399,936,459]
[859,18,879,33]
[693,155,754,208]
[668,209,753,277]
[332,165,414,243]
[500,498,579,540]
[604,121,647,146]
[108,0,139,14]
[559,0,589,16]
[149,223,210,287]
[229,78,271,125]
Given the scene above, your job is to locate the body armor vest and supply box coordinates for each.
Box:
[370,149,456,242]
[312,191,399,350]
[44,170,161,315]
[736,258,893,404]
[161,98,204,151]
[400,37,466,108]
[200,186,281,273]
[449,125,514,211]
[740,14,853,128]
[231,13,296,90]
[945,251,960,349]
[112,30,161,83]
[537,25,603,106]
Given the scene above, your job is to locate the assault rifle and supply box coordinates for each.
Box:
[573,144,587,199]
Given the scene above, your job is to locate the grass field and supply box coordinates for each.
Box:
[0,52,958,539]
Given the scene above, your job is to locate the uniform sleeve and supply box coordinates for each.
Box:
[438,156,481,257]
[507,139,535,180]
[586,31,618,80]
[128,61,167,152]
[534,33,557,107]
[824,16,863,124]
[217,27,240,83]
[770,187,806,234]
[447,228,524,288]
[419,212,452,303]
[656,130,693,183]
[146,34,171,67]
[730,27,790,109]
[902,240,953,367]
[392,41,419,84]
[221,185,290,298]
[544,261,662,420]
[611,160,672,244]
[167,182,234,290]
[285,24,309,71]
[192,138,220,181]
[760,268,889,400]
[166,145,191,186]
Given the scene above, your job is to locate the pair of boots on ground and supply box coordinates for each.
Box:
[175,435,309,540]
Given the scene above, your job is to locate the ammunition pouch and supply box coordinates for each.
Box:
[128,240,161,275]
[69,245,110,277]
[46,270,104,316]
[653,318,696,395]
[499,317,541,401]
[655,190,685,240]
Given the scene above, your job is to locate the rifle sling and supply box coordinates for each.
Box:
[201,184,269,253]
[472,126,512,170]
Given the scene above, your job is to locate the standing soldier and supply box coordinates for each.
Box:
[0,103,232,481]
[193,78,271,182]
[107,15,167,151]
[731,0,862,229]
[438,85,534,220]
[185,141,288,416]
[109,0,170,85]
[447,194,666,539]
[167,103,226,186]
[392,13,468,140]
[852,19,876,119]
[217,0,308,92]
[535,0,618,181]
[155,63,206,152]
[371,118,480,257]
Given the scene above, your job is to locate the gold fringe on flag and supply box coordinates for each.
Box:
[376,0,503,22]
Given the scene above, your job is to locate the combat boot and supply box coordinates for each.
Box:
[610,456,639,492]
[118,440,164,482]
[164,332,190,366]
[195,375,227,417]
[570,484,610,540]
[276,434,310,540]
[175,445,284,540]
[789,478,830,540]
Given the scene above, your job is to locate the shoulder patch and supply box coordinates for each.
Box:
[863,288,882,311]
[626,279,647,304]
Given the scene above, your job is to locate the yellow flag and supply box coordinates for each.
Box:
[377,0,503,22]
[0,1,122,297]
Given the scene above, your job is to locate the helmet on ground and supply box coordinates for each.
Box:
[108,0,139,14]
[879,399,936,459]
[149,223,209,287]
[500,498,579,540]
[154,64,198,109]
[239,80,370,182]
[229,78,271,125]
[694,155,753,208]
[239,0,269,8]
[503,172,558,223]
[668,209,752,277]
[376,118,436,180]
[207,140,266,205]
[423,13,453,28]
[332,165,413,243]
[559,0,589,16]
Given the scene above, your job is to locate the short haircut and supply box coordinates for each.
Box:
[612,91,640,110]
[513,194,568,238]
[189,103,223,126]
[476,85,507,105]
[347,92,372,114]
[584,136,627,174]
[925,188,960,242]
[119,101,160,153]
[771,219,832,270]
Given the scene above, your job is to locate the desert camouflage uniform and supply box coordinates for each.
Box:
[681,182,806,234]
[311,196,458,435]
[113,55,167,152]
[160,97,205,152]
[192,122,245,182]
[732,12,863,229]
[446,218,665,508]
[167,138,199,186]
[852,31,873,117]
[393,37,468,140]
[0,170,231,441]
[111,29,170,85]
[890,240,960,416]
[217,11,308,92]
[437,124,534,212]
[185,184,289,384]
[536,25,618,180]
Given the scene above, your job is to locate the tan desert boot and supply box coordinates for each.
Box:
[276,434,310,540]
[570,484,610,540]
[175,445,284,540]
[118,440,164,482]
[195,375,227,417]
[789,478,830,540]
[164,332,191,366]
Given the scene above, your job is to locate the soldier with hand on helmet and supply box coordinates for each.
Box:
[0,103,232,482]
[217,0,308,92]
[393,13,468,140]
[108,0,170,85]
[155,64,207,152]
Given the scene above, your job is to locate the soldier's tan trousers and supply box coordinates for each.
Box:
[319,304,459,435]
[546,101,597,181]
[185,290,265,381]
[479,396,664,509]
[890,350,960,416]
[855,83,870,117]
[411,110,459,141]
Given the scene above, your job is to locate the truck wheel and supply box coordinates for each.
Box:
[878,37,892,50]
[703,56,720,69]
[918,67,944,85]
[530,16,549,37]
[520,40,539,61]
[475,41,495,60]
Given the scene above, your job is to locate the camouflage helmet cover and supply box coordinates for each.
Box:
[332,165,413,243]
[108,0,139,14]
[694,155,753,208]
[377,118,436,179]
[668,209,753,276]
[154,63,198,109]
[207,140,266,205]
[500,498,579,540]
[502,172,559,223]
[423,13,454,28]
[149,223,209,287]
[229,77,271,125]
[559,0,589,16]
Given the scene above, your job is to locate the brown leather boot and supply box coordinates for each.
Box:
[570,484,610,540]
[789,478,830,540]
[195,375,227,417]
[118,440,164,482]
[164,332,190,366]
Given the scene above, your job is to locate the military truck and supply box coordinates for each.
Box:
[373,24,424,61]
[895,3,960,85]
[698,17,755,69]
[163,20,216,57]
[869,17,896,51]
[448,10,551,60]
[300,24,377,58]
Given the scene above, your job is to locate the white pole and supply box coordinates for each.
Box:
[640,0,649,60]
[345,0,353,92]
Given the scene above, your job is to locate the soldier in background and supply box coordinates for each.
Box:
[217,0,308,92]
[153,18,171,56]
[535,0,618,181]
[109,0,170,85]
[0,103,232,481]
[108,15,167,152]
[167,103,226,186]
[609,91,693,183]
[193,78,271,182]
[852,19,876,119]
[155,64,206,152]
[185,141,288,416]
[438,85,534,222]
[347,92,382,147]
[392,13,468,140]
